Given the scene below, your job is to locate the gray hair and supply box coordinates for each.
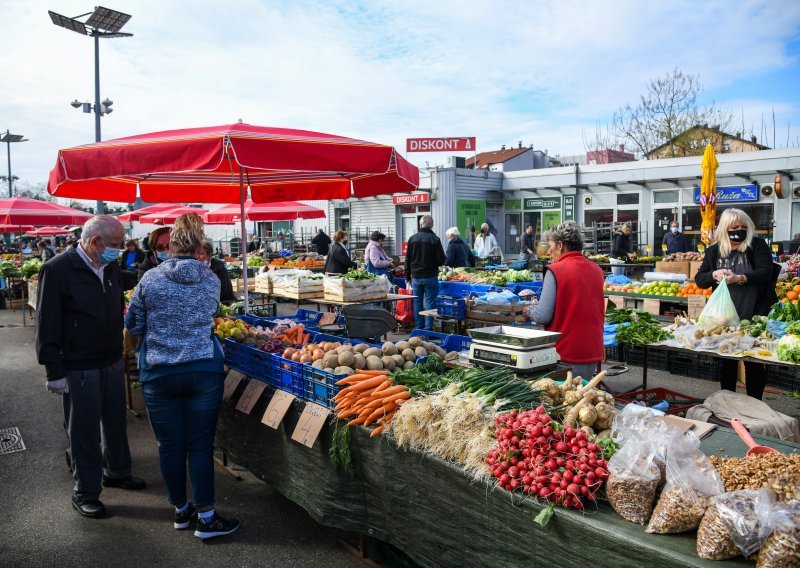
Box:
[201,239,215,256]
[81,215,123,245]
[419,215,434,229]
[544,221,584,252]
[445,227,459,238]
[481,223,489,231]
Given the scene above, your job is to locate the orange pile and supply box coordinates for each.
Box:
[678,282,712,298]
[778,283,800,303]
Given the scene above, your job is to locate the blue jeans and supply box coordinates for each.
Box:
[412,276,439,330]
[142,372,224,508]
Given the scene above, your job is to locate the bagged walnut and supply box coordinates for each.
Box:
[770,472,800,504]
[647,431,724,534]
[698,489,773,560]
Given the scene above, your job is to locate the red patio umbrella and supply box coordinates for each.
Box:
[138,205,207,225]
[118,203,178,222]
[0,224,34,233]
[0,196,93,226]
[25,226,71,236]
[203,200,326,224]
[46,123,419,308]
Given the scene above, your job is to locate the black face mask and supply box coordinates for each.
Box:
[728,229,747,242]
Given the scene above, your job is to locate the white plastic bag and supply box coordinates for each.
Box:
[697,488,774,560]
[697,279,740,329]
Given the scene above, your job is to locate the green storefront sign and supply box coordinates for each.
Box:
[504,199,521,210]
[456,199,486,239]
[563,195,575,222]
[524,197,562,210]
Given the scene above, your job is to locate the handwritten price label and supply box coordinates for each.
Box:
[642,298,660,316]
[261,390,296,429]
[687,294,706,318]
[291,402,329,448]
[222,370,245,402]
[235,380,266,414]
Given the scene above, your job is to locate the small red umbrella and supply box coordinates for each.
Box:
[138,206,207,225]
[25,226,71,236]
[118,203,178,222]
[203,200,326,224]
[0,196,93,226]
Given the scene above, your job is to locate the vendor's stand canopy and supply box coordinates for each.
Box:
[203,200,326,224]
[118,203,178,222]
[137,205,207,225]
[0,196,93,226]
[25,226,70,236]
[0,224,34,233]
[699,145,719,245]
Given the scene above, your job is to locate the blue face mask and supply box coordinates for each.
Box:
[156,251,170,261]
[671,227,679,233]
[98,246,121,264]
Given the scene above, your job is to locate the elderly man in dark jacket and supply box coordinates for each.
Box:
[35,215,145,519]
[444,227,475,268]
[405,215,446,330]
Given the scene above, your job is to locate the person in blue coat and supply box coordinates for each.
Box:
[444,227,475,268]
[662,222,688,254]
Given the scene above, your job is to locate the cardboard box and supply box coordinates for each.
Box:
[689,261,703,280]
[654,261,690,276]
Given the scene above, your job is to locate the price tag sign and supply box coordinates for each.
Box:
[607,295,624,309]
[687,294,707,318]
[235,380,266,414]
[645,245,651,255]
[661,244,668,253]
[698,244,705,253]
[642,298,661,316]
[261,390,296,429]
[222,370,245,402]
[291,402,330,448]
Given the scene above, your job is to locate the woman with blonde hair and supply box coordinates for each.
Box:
[695,208,778,399]
[125,213,239,539]
[323,229,357,274]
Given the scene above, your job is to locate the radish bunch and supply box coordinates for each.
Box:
[487,406,610,510]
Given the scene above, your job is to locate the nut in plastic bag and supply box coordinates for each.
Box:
[697,489,773,560]
[646,431,725,534]
[757,502,800,568]
[607,441,663,524]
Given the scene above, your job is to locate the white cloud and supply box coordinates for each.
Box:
[1,0,799,191]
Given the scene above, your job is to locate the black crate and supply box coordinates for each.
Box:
[605,346,625,362]
[625,346,669,371]
[765,365,800,391]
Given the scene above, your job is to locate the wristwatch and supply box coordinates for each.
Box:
[738,274,747,285]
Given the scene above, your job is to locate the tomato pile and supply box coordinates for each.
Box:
[486,407,610,511]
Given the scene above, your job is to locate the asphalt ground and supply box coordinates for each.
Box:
[0,307,361,568]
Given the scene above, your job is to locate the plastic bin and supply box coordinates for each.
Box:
[302,366,344,408]
[223,338,275,385]
[765,364,800,391]
[437,296,466,318]
[410,329,472,352]
[506,282,543,297]
[270,354,304,396]
[614,388,702,417]
[309,332,381,348]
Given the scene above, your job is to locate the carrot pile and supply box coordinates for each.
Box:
[333,370,411,437]
[279,324,311,345]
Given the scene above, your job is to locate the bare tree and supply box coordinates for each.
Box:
[11,180,56,203]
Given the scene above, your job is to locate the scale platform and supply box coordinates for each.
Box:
[467,326,561,373]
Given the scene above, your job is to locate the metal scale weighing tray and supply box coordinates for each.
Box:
[467,326,561,373]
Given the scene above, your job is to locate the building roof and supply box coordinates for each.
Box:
[466,147,529,169]
[646,124,771,157]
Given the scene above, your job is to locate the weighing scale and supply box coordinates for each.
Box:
[467,326,561,373]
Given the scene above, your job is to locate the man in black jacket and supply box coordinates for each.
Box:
[521,225,536,263]
[405,215,446,330]
[36,215,145,519]
[311,228,331,256]
[201,240,237,304]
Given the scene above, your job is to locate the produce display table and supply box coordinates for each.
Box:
[216,381,798,568]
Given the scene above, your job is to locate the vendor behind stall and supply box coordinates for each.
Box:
[662,222,688,254]
[199,240,236,304]
[531,221,605,380]
[695,208,778,400]
[612,224,635,260]
[474,223,502,260]
[323,230,357,274]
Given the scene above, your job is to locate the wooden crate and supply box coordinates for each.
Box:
[465,297,527,323]
[254,279,272,294]
[273,288,324,300]
[323,276,387,303]
[232,278,255,292]
[323,290,386,302]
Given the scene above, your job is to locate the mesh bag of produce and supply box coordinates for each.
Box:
[646,430,724,534]
[757,502,800,568]
[697,488,773,560]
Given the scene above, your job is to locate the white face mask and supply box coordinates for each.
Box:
[671,227,678,233]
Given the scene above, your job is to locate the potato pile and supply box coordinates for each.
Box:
[284,335,447,377]
[663,252,704,261]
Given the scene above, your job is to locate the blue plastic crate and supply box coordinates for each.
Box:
[410,329,472,353]
[270,354,304,396]
[437,296,466,318]
[310,332,381,348]
[506,282,543,297]
[302,366,345,408]
[223,338,275,385]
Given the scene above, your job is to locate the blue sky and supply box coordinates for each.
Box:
[1,0,799,197]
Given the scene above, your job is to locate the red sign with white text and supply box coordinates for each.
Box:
[393,193,429,206]
[406,137,476,152]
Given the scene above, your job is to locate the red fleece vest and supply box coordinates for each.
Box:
[545,251,605,364]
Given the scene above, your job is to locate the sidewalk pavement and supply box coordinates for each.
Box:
[0,308,361,568]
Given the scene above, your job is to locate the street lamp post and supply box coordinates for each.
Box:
[1,131,28,198]
[49,6,133,214]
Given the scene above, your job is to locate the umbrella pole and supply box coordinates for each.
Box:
[19,225,25,327]
[239,170,249,314]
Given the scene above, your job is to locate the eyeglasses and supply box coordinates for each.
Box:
[155,244,170,252]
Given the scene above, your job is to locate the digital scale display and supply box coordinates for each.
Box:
[473,348,517,365]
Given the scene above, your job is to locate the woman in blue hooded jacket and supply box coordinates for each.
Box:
[125,213,239,540]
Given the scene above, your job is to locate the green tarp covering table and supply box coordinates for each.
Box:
[216,378,799,568]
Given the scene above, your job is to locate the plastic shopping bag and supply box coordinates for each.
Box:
[697,488,774,560]
[697,279,740,329]
[394,287,414,324]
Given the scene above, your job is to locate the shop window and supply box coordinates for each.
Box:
[584,209,613,226]
[399,205,416,215]
[418,204,430,213]
[722,139,731,152]
[617,193,640,205]
[653,190,679,204]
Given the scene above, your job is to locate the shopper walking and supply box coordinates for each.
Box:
[474,223,502,260]
[532,221,605,380]
[37,240,55,262]
[364,231,395,282]
[125,213,239,539]
[199,239,236,304]
[444,227,475,268]
[137,227,171,282]
[405,215,446,330]
[521,225,536,263]
[35,215,145,519]
[311,228,331,256]
[695,208,778,399]
[662,222,688,254]
[323,230,357,274]
[119,239,145,273]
